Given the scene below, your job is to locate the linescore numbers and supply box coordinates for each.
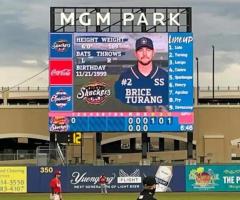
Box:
[127,117,173,132]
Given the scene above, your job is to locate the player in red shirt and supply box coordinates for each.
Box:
[49,170,63,200]
[98,174,108,193]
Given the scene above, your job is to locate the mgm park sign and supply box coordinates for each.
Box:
[50,7,192,32]
[60,12,182,26]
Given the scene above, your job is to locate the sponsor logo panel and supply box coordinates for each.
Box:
[49,116,70,132]
[49,86,73,111]
[50,33,73,58]
[49,60,73,85]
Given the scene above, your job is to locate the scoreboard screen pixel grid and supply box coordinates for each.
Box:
[49,32,193,132]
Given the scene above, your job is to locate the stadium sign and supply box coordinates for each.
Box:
[60,12,181,26]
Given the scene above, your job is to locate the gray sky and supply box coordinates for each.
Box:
[0,0,239,87]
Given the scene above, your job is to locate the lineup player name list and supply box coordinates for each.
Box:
[168,33,193,112]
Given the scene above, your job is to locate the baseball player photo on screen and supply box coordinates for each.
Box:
[114,36,169,111]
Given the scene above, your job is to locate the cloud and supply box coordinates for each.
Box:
[199,63,240,87]
[195,50,240,74]
[0,0,49,30]
[0,13,48,67]
[0,0,240,87]
[0,66,48,87]
[216,63,240,86]
[21,60,38,65]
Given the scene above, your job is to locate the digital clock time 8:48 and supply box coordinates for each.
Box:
[127,117,173,131]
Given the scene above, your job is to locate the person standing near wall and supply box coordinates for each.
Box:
[49,170,63,200]
[98,174,108,193]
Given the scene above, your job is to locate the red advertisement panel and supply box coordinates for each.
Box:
[49,60,72,85]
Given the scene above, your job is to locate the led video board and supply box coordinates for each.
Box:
[49,32,193,132]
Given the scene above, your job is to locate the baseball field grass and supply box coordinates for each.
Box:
[0,193,239,200]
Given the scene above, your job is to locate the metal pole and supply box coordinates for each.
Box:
[81,132,83,163]
[141,132,148,159]
[187,131,193,159]
[212,45,215,99]
[186,7,192,32]
[196,57,199,104]
[96,132,102,160]
[141,8,148,163]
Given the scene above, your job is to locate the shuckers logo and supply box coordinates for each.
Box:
[51,40,71,52]
[51,90,71,108]
[49,116,69,132]
[77,82,111,105]
[50,34,72,58]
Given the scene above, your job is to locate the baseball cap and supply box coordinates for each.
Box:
[143,176,156,186]
[136,37,154,51]
[54,170,61,175]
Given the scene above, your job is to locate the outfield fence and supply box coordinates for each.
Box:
[1,165,240,193]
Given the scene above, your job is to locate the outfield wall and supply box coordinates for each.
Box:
[0,165,240,193]
[27,166,185,193]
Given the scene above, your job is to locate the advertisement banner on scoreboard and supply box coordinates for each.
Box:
[49,32,193,132]
[186,165,240,191]
[50,33,73,58]
[49,60,73,85]
[27,166,185,192]
[49,86,73,111]
[0,166,27,193]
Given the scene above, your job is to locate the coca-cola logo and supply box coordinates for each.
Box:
[77,82,111,105]
[51,90,71,108]
[51,40,71,52]
[50,116,69,132]
[70,172,116,185]
[51,69,71,77]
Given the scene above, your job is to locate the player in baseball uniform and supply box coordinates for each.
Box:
[115,37,168,108]
[49,170,63,200]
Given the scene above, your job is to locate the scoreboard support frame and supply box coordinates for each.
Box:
[96,132,102,160]
[130,138,136,151]
[159,137,165,151]
[140,9,148,162]
[187,131,193,159]
[141,132,148,159]
[49,132,57,162]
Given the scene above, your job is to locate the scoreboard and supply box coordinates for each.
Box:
[54,132,82,144]
[49,33,193,132]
